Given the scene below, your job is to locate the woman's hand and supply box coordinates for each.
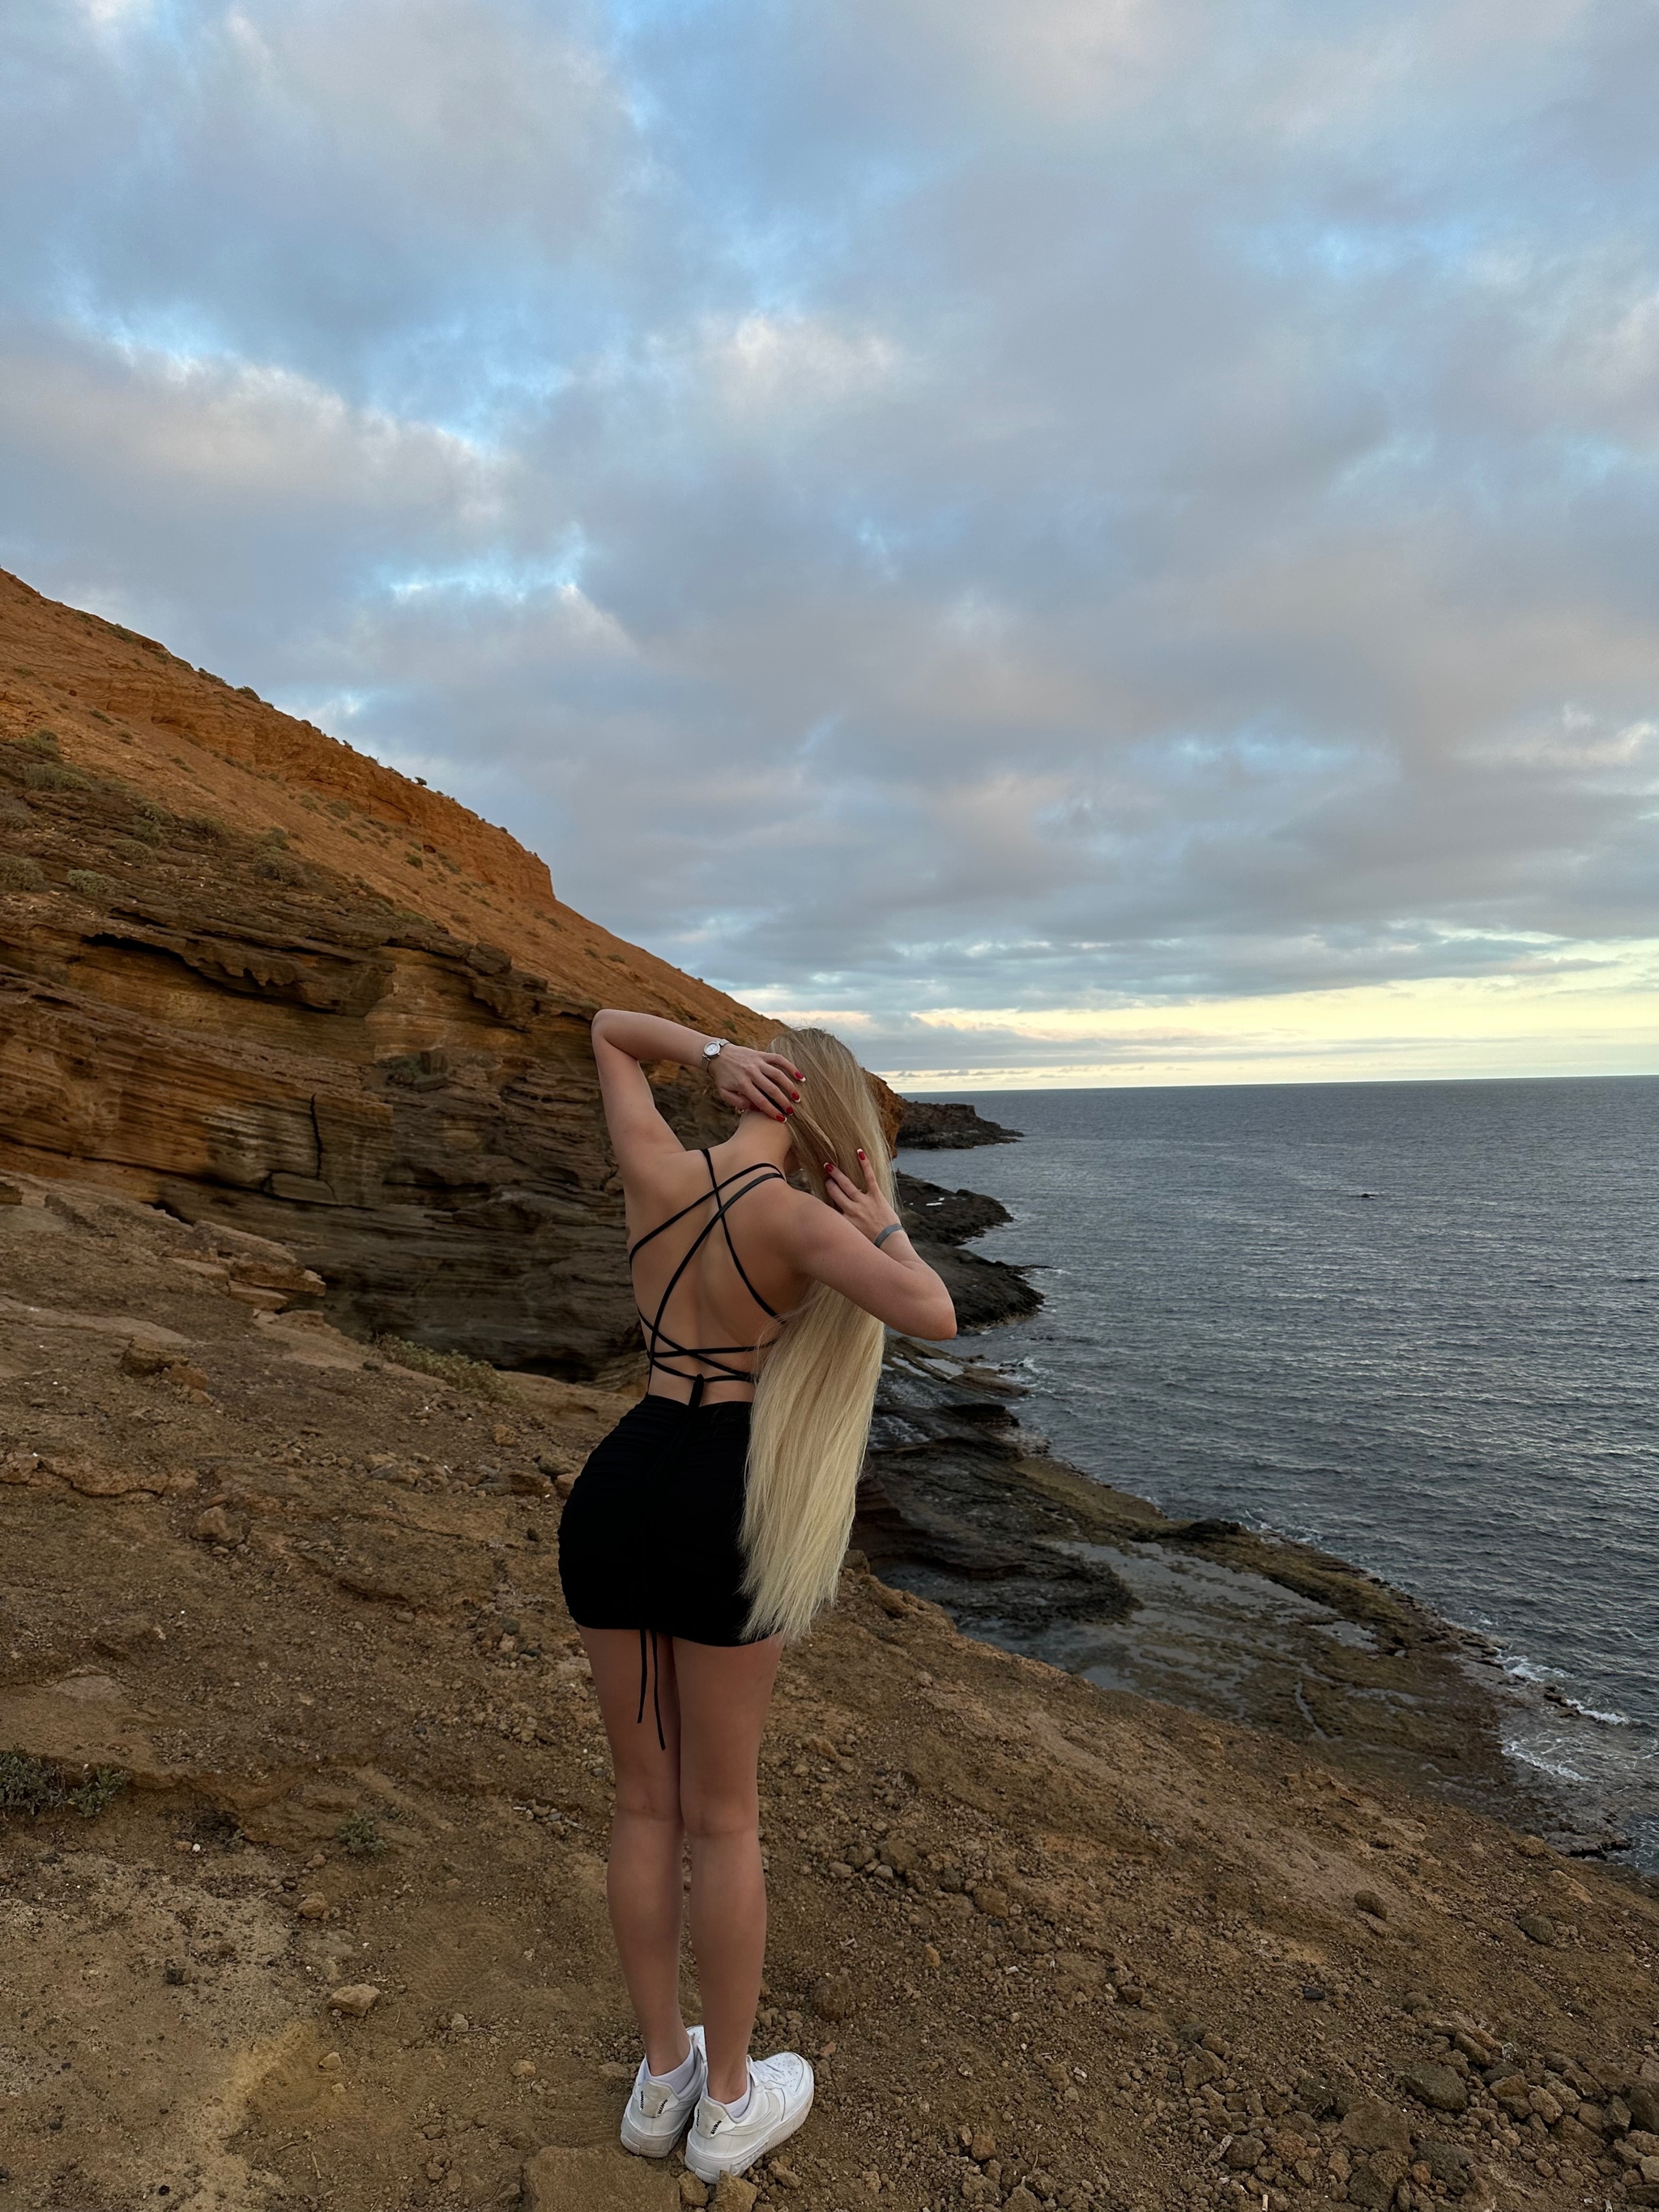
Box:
[822,1149,903,1243]
[709,1043,804,1123]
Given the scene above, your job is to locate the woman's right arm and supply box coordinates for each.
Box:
[779,1155,957,1340]
[590,1009,803,1179]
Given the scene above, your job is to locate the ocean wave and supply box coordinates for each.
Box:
[1498,1655,1634,1725]
[1502,1740,1589,1784]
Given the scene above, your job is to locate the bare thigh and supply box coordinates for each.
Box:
[673,1636,783,1833]
[577,1630,783,1822]
[580,1629,682,1813]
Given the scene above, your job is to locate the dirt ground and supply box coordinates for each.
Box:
[3,1174,1658,2212]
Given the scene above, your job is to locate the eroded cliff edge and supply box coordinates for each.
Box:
[0,569,795,1375]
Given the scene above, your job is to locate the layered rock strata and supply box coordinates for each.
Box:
[0,569,809,1376]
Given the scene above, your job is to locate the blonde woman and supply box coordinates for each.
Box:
[558,1009,956,2183]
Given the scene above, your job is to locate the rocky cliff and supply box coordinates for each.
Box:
[0,569,817,1376]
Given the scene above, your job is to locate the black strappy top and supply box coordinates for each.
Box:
[628,1148,786,1404]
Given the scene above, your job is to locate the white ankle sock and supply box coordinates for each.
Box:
[713,2070,753,2123]
[647,2043,698,2096]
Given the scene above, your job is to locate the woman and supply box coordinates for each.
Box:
[557,1009,956,2184]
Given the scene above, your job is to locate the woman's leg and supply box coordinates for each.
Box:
[578,1627,690,2077]
[673,1634,784,2104]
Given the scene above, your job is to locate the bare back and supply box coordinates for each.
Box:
[625,1142,807,1404]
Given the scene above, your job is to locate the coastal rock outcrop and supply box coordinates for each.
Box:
[0,568,851,1375]
[896,1098,1021,1149]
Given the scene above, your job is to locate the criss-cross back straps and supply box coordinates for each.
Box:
[628,1149,785,1389]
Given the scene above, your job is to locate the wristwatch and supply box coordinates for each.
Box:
[702,1039,724,1063]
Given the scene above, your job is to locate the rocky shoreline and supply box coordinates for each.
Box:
[7,1170,1659,2212]
[872,1135,1632,1865]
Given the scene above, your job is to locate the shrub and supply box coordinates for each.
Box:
[23,761,90,791]
[256,827,289,850]
[0,855,45,891]
[0,1750,130,1821]
[23,729,61,757]
[128,815,163,844]
[335,1813,386,1857]
[370,1333,507,1401]
[237,684,260,700]
[66,868,113,900]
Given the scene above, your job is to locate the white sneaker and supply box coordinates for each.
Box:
[684,2049,814,2181]
[620,2024,706,2157]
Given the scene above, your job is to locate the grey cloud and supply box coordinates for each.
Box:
[1,0,1656,1061]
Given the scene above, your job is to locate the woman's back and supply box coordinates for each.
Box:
[625,1141,804,1402]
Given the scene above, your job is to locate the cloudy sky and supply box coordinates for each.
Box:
[5,0,1657,1085]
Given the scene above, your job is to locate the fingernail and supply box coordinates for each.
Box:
[823,1161,833,1173]
[857,1149,866,1159]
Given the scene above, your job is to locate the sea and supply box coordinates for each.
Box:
[899,1075,1659,1869]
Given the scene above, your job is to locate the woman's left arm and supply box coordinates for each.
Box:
[591,1009,804,1175]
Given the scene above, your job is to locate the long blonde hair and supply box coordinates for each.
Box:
[741,1026,892,1642]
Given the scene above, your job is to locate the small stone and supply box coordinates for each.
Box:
[846,1840,876,1869]
[193,1503,249,1545]
[511,2059,536,2079]
[811,1970,856,2022]
[448,2013,468,2032]
[167,1361,211,1393]
[827,1860,853,1879]
[1487,2073,1532,2118]
[327,1983,380,2018]
[295,1893,329,1920]
[712,2177,758,2212]
[767,2159,801,2191]
[1003,2191,1042,2212]
[1226,2136,1265,2168]
[679,2179,710,2209]
[1517,1912,1557,1945]
[1416,2138,1475,2195]
[1517,1835,1549,1857]
[923,1942,940,1968]
[1354,1888,1388,1920]
[1338,2099,1414,2156]
[970,2131,996,2163]
[970,1883,1009,1919]
[1630,2087,1659,2133]
[317,2052,342,2072]
[121,1340,174,1376]
[1401,2063,1469,2114]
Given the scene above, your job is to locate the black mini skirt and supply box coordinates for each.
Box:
[557,1395,760,1647]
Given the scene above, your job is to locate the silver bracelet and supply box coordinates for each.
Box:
[872,1221,906,1250]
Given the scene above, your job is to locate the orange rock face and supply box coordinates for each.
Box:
[0,565,809,1373]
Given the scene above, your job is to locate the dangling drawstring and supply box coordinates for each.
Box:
[633,1375,707,1754]
[636,1626,665,1751]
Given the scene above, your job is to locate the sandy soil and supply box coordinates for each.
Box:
[3,1176,1659,2212]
